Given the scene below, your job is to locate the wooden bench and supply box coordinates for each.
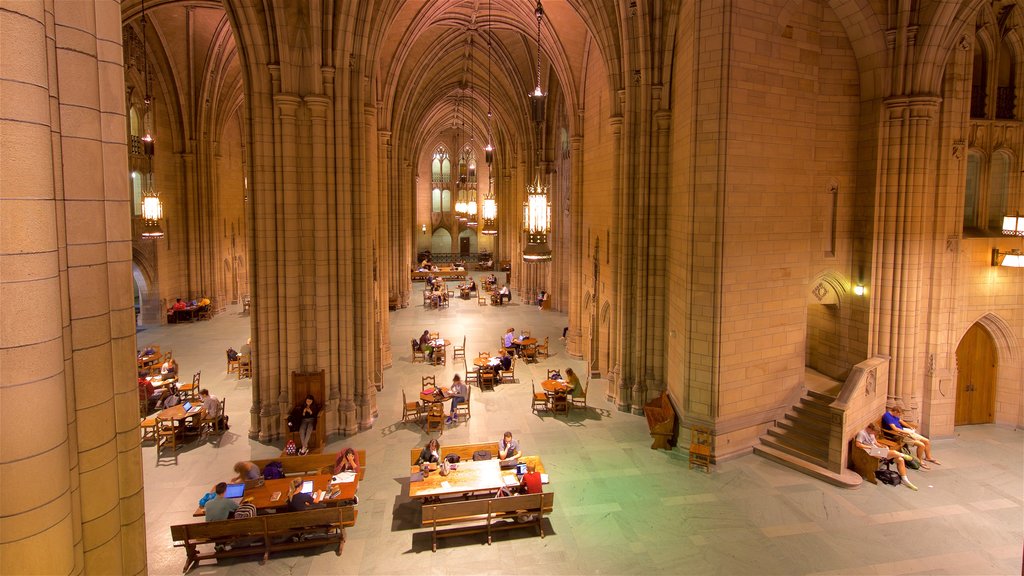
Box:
[643,392,677,450]
[420,492,554,552]
[848,418,903,484]
[410,442,501,465]
[411,268,467,282]
[171,506,356,573]
[253,449,366,481]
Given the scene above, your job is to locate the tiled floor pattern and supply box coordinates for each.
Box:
[140,281,1023,575]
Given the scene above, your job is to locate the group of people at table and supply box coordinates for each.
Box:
[201,448,361,523]
[414,432,544,497]
[853,404,941,491]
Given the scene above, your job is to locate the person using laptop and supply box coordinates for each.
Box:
[519,462,543,495]
[498,431,521,461]
[854,422,917,491]
[286,478,324,512]
[231,461,261,482]
[204,482,239,522]
[199,388,222,428]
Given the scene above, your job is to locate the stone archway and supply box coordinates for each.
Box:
[955,313,1023,428]
[806,272,866,382]
[132,251,163,325]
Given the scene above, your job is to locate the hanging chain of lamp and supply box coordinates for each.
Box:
[522,0,551,261]
[139,0,164,239]
[481,0,498,235]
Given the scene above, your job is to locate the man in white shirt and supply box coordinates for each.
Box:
[199,388,223,429]
[855,422,917,490]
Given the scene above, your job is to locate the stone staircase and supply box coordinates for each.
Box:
[754,389,862,488]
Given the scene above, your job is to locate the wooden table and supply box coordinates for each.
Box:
[473,355,501,369]
[420,386,451,404]
[194,473,358,516]
[541,379,572,394]
[157,402,203,423]
[408,456,545,500]
[429,339,450,365]
[512,337,537,348]
[147,375,178,389]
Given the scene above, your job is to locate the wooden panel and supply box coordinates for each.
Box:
[955,324,996,425]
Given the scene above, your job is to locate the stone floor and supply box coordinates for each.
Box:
[140,280,1023,575]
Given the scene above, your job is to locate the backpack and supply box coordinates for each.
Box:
[284,439,297,456]
[472,450,492,461]
[445,454,461,464]
[875,468,901,486]
[263,461,285,479]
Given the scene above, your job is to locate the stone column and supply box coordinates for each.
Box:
[870,97,940,413]
[1,1,146,574]
[566,131,585,358]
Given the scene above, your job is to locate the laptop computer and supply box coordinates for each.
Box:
[224,483,245,499]
[300,480,314,494]
[499,457,519,469]
[515,462,528,476]
[182,401,194,412]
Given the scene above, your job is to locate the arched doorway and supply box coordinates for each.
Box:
[955,323,997,425]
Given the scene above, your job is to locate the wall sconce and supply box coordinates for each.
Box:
[421,224,427,235]
[991,248,1023,267]
[853,284,866,296]
[1003,215,1023,236]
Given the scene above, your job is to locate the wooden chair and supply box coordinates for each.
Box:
[412,340,426,363]
[465,362,479,387]
[535,337,549,359]
[551,392,569,416]
[520,330,531,338]
[479,370,497,391]
[402,390,422,423]
[237,355,252,378]
[425,403,445,434]
[423,290,432,308]
[546,369,561,380]
[156,417,180,453]
[226,349,239,374]
[689,426,713,472]
[200,397,227,436]
[421,375,436,391]
[429,332,440,340]
[499,357,516,383]
[521,344,537,363]
[478,292,488,306]
[140,416,158,442]
[478,351,490,359]
[571,378,589,410]
[452,336,466,361]
[432,344,446,366]
[454,385,471,422]
[531,383,549,414]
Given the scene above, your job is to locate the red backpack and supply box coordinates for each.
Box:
[284,439,297,456]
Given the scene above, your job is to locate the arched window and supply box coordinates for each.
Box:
[988,151,1010,229]
[129,107,140,136]
[964,152,981,230]
[996,38,1016,119]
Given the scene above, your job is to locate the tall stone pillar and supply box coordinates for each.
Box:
[566,132,585,358]
[1,1,146,574]
[870,97,940,412]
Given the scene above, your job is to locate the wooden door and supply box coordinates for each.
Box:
[459,236,470,254]
[955,324,996,425]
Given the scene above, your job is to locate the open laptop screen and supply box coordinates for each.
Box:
[224,483,245,498]
[301,480,314,494]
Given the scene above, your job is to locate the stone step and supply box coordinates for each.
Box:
[798,396,832,413]
[766,427,829,458]
[792,405,832,424]
[753,444,862,489]
[807,389,837,404]
[783,411,831,433]
[758,436,830,469]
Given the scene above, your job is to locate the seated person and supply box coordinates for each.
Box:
[286,478,325,512]
[498,431,521,461]
[334,448,359,473]
[536,290,547,308]
[139,377,160,412]
[232,461,261,482]
[519,462,543,495]
[160,357,178,379]
[855,423,917,490]
[564,367,580,397]
[161,385,181,408]
[172,298,187,311]
[498,284,511,304]
[446,375,467,424]
[416,438,441,465]
[499,350,513,371]
[204,482,239,522]
[425,275,435,288]
[199,389,223,428]
[198,296,211,307]
[469,279,477,292]
[883,404,940,467]
[226,347,239,361]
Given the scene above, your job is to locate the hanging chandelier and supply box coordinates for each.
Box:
[139,0,163,238]
[522,0,550,261]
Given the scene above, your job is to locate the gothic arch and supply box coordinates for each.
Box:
[955,312,1023,427]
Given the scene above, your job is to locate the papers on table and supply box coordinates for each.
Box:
[503,474,520,486]
[440,481,451,489]
[331,472,357,484]
[540,474,549,484]
[410,472,424,482]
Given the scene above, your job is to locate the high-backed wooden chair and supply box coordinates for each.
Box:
[465,362,479,387]
[423,290,432,308]
[452,336,466,361]
[551,392,569,416]
[425,403,445,434]
[499,357,516,383]
[402,390,422,423]
[531,383,549,414]
[454,385,471,422]
[422,375,436,391]
[140,416,158,442]
[546,369,561,380]
[479,370,497,391]
[478,292,488,306]
[156,417,180,453]
[289,370,326,453]
[200,397,227,435]
[571,378,589,410]
[689,426,713,473]
[429,331,440,340]
[478,351,490,359]
[412,340,426,363]
[237,355,252,378]
[226,349,239,374]
[535,337,550,359]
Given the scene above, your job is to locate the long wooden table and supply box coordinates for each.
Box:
[194,472,358,516]
[408,456,544,500]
